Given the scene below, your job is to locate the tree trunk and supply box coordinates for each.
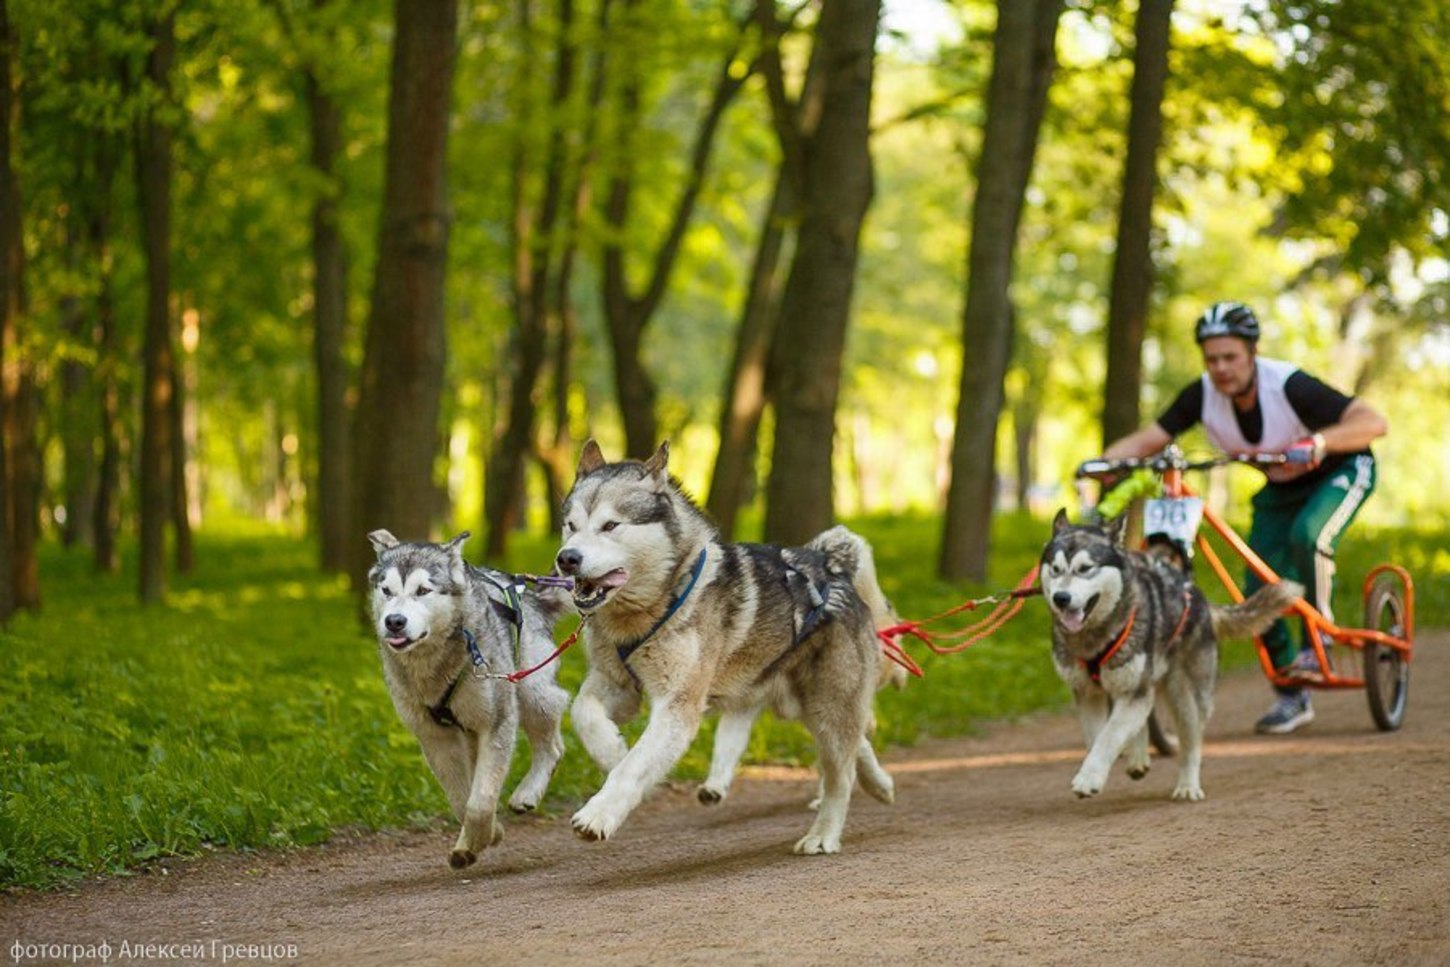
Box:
[59,216,98,550]
[0,0,18,621]
[600,6,749,458]
[761,0,882,547]
[306,59,353,573]
[170,310,195,574]
[91,137,121,575]
[485,0,578,559]
[136,9,177,603]
[1102,0,1174,448]
[351,0,459,583]
[939,0,1062,581]
[706,170,793,538]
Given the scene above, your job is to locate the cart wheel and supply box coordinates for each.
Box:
[1363,579,1409,731]
[1148,709,1179,757]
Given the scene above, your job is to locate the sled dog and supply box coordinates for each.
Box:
[1041,510,1301,802]
[556,441,894,854]
[697,525,908,806]
[368,530,570,869]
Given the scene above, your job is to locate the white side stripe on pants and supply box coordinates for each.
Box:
[1313,454,1374,623]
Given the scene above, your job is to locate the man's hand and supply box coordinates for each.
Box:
[1285,433,1328,468]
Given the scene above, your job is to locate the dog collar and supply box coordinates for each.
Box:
[615,547,709,666]
[1080,605,1137,684]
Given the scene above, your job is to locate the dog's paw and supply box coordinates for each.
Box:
[792,833,841,855]
[1071,770,1104,798]
[448,849,477,870]
[1126,762,1151,781]
[571,797,623,842]
[697,784,725,805]
[508,798,537,814]
[1171,783,1205,802]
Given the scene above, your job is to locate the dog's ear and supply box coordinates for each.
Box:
[1104,512,1130,547]
[444,531,471,586]
[577,439,606,477]
[642,441,670,481]
[368,529,400,555]
[1051,508,1071,535]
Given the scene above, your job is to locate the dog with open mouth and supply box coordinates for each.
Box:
[554,440,895,854]
[367,530,571,870]
[1042,510,1301,802]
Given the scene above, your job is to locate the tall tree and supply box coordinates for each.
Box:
[939,0,1061,582]
[705,170,791,538]
[485,0,582,559]
[136,7,177,603]
[90,132,122,575]
[761,0,882,546]
[304,3,353,574]
[599,3,750,458]
[351,0,459,579]
[0,0,19,620]
[1101,0,1174,448]
[706,0,816,539]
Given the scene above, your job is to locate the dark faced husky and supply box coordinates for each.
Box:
[368,530,570,869]
[1041,510,1301,802]
[555,441,894,854]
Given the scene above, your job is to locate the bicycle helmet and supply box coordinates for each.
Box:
[1194,301,1260,344]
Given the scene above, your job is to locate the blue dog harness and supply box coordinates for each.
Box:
[615,547,709,668]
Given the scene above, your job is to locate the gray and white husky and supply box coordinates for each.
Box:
[1041,510,1301,802]
[697,526,908,807]
[367,530,570,869]
[555,440,895,854]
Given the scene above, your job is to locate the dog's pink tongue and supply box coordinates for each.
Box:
[597,569,629,589]
[1060,610,1086,634]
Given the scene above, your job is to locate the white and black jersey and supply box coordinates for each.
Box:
[1156,357,1369,488]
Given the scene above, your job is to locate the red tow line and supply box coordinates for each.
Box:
[877,564,1042,678]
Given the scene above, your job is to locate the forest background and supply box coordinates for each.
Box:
[1,0,1447,888]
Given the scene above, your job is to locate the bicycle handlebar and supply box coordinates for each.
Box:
[1076,449,1292,479]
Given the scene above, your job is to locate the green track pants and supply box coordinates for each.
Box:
[1243,454,1377,694]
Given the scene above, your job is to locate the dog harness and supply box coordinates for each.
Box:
[428,628,484,730]
[427,578,529,731]
[615,547,709,667]
[1079,589,1196,685]
[784,565,833,647]
[1081,607,1137,685]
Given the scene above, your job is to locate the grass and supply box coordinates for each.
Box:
[2,514,1444,890]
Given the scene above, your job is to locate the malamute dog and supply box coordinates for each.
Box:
[1042,510,1300,802]
[368,530,571,869]
[697,525,907,806]
[556,441,894,854]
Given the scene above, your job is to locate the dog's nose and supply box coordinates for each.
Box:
[556,548,583,574]
[1052,591,1072,609]
[385,613,408,634]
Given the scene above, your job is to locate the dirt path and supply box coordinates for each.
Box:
[6,632,1449,966]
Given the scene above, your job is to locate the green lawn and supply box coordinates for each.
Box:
[2,514,1444,889]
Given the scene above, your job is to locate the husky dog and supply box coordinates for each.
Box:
[697,525,908,806]
[367,530,571,869]
[1041,510,1301,802]
[556,441,894,854]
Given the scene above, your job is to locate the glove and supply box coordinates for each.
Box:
[1285,433,1327,468]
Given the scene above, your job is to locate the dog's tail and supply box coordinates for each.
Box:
[1210,580,1304,639]
[807,525,908,691]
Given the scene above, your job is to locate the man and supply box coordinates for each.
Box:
[1101,301,1389,734]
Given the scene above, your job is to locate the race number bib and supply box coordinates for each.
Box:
[1144,497,1203,546]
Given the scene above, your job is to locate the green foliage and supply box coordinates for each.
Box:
[7,512,1441,889]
